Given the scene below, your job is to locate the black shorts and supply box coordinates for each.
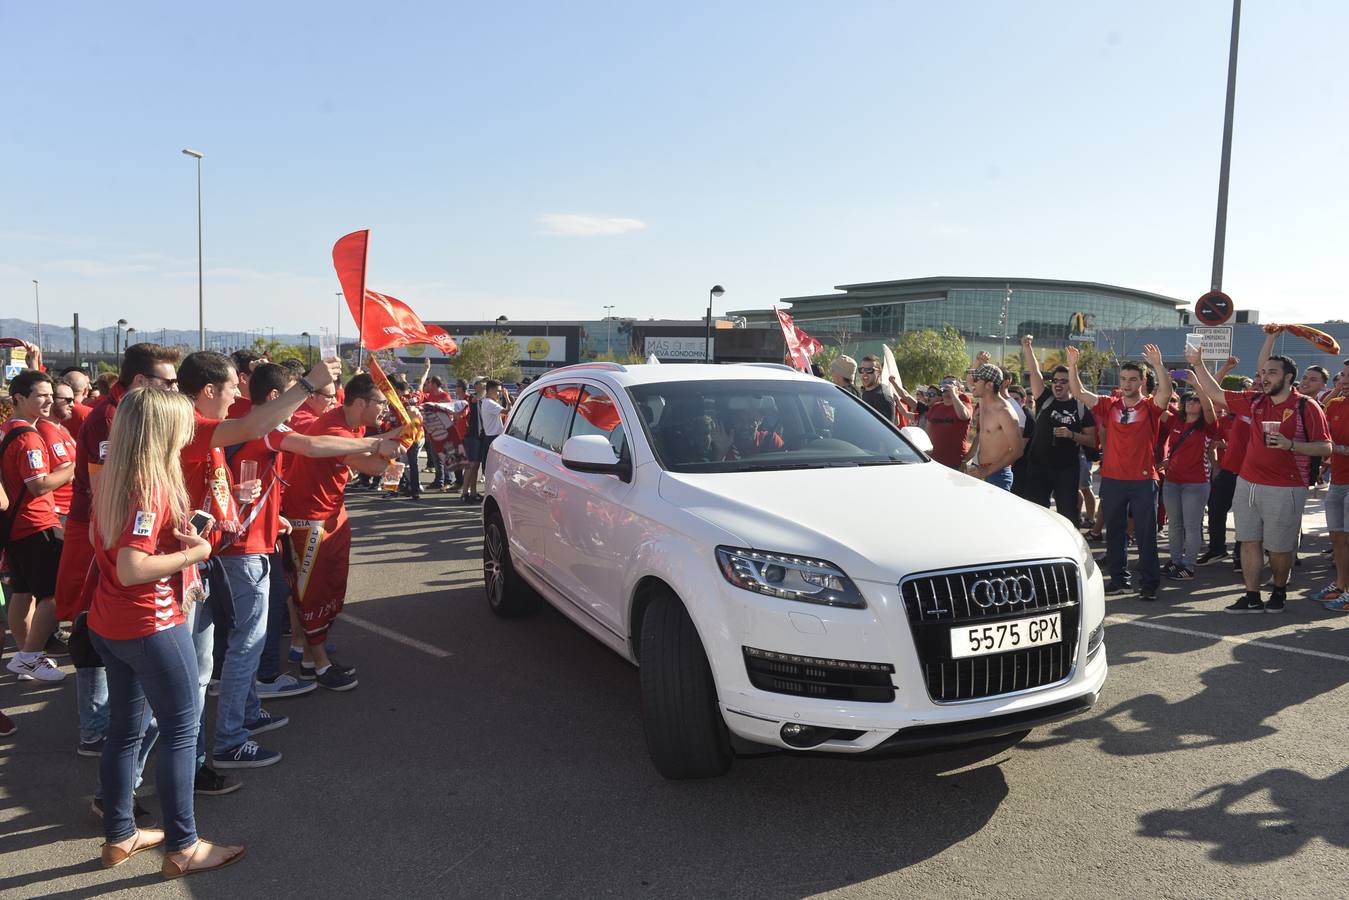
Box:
[476,435,497,464]
[7,527,63,598]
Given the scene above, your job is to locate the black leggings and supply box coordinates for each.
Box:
[1206,468,1238,553]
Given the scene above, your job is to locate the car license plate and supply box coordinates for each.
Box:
[950,612,1062,659]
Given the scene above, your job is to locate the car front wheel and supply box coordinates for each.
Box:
[483,511,538,618]
[639,590,733,780]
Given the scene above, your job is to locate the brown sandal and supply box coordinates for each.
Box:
[161,839,246,879]
[101,828,166,868]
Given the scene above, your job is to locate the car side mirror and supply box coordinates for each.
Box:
[901,425,933,456]
[561,434,632,482]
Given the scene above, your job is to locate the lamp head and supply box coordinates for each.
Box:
[182,148,204,159]
[710,285,725,298]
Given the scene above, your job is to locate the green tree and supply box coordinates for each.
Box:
[810,344,839,376]
[1072,341,1115,388]
[891,327,969,388]
[449,331,523,383]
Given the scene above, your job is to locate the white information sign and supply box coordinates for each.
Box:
[645,336,712,360]
[1193,326,1232,361]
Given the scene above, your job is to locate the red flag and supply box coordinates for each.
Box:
[332,230,459,356]
[775,308,814,372]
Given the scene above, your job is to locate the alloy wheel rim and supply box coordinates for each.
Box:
[484,523,504,605]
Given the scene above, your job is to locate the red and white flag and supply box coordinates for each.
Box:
[333,230,458,356]
[775,308,820,372]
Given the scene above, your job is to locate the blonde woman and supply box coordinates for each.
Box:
[89,389,244,878]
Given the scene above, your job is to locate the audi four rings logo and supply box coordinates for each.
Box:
[970,575,1036,608]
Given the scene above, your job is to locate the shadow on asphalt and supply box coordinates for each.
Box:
[1137,765,1349,863]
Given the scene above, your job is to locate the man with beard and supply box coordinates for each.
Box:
[1188,337,1331,613]
[857,355,896,422]
[1067,344,1172,601]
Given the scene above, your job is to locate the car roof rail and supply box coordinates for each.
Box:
[738,362,798,372]
[545,361,627,376]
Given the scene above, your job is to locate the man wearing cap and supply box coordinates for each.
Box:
[965,363,1022,490]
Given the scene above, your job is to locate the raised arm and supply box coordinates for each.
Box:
[1257,327,1278,374]
[212,358,341,448]
[1143,344,1172,410]
[1021,335,1045,398]
[416,358,431,392]
[1184,345,1228,411]
[1064,345,1100,408]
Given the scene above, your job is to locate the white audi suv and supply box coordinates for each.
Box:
[482,362,1106,779]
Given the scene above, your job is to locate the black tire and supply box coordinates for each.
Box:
[483,511,538,618]
[639,591,733,779]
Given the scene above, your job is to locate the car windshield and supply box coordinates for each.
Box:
[628,378,925,473]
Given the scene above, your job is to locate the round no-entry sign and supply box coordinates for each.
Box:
[1195,290,1234,326]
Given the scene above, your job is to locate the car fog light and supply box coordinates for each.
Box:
[780,723,828,748]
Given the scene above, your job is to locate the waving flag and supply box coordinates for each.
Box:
[775,308,820,372]
[332,230,458,356]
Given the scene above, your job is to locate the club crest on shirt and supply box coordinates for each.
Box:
[132,510,156,537]
[1282,408,1293,421]
[26,448,43,470]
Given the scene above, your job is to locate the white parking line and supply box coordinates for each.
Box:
[1107,614,1349,663]
[343,613,454,658]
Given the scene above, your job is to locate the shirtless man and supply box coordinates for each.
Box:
[966,363,1023,491]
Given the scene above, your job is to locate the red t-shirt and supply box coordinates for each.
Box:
[36,418,77,515]
[88,493,186,640]
[222,425,291,556]
[282,407,364,521]
[1224,390,1330,487]
[0,418,60,540]
[423,387,452,404]
[227,396,252,420]
[182,409,225,513]
[71,385,126,523]
[1322,396,1349,483]
[68,401,93,437]
[1218,412,1250,475]
[923,397,972,468]
[1093,396,1163,481]
[1162,415,1218,484]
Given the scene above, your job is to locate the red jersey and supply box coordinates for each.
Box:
[1322,396,1349,483]
[1093,396,1163,481]
[0,418,60,540]
[923,397,972,468]
[1218,411,1251,475]
[222,425,292,556]
[36,418,77,515]
[282,407,364,521]
[88,493,186,640]
[1162,415,1218,484]
[71,384,126,523]
[423,387,452,404]
[182,409,225,512]
[1224,390,1330,487]
[227,396,252,420]
[68,401,93,436]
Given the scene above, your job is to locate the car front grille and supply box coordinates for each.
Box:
[742,646,895,703]
[900,561,1081,703]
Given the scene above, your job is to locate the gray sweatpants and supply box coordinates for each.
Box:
[1164,480,1210,569]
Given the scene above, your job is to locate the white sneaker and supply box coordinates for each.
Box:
[8,654,67,682]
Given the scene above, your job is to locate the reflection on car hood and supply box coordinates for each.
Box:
[658,462,1079,582]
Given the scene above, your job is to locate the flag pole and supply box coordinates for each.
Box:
[357,230,370,370]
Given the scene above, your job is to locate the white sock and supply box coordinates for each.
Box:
[316,664,331,676]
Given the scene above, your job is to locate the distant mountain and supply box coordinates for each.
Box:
[0,318,318,353]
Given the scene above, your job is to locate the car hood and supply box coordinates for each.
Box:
[658,462,1081,583]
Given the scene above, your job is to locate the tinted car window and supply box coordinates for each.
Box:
[505,390,540,439]
[568,385,627,459]
[628,379,924,473]
[525,383,579,453]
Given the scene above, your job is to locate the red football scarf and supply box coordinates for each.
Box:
[206,447,241,533]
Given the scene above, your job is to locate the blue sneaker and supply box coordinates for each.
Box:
[244,709,290,736]
[256,674,317,699]
[213,740,282,769]
[288,641,337,663]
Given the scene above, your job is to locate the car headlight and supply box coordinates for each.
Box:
[715,547,866,609]
[1075,531,1099,580]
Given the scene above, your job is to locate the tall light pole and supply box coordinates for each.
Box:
[705,285,724,363]
[32,280,41,354]
[116,318,128,362]
[182,148,205,349]
[302,331,313,367]
[1210,0,1242,292]
[336,292,344,361]
[1000,283,1013,367]
[602,304,615,356]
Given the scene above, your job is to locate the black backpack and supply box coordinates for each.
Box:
[0,424,39,550]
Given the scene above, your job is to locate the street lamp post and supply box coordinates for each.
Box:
[32,280,42,354]
[335,292,343,361]
[182,148,205,349]
[125,327,136,351]
[1210,0,1242,292]
[602,305,615,356]
[116,318,128,362]
[705,285,725,363]
[302,331,313,367]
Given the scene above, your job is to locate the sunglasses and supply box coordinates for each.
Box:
[1051,379,1069,385]
[858,367,876,375]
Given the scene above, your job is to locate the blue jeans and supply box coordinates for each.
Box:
[1101,477,1160,590]
[984,467,1014,491]
[1163,480,1210,569]
[428,442,444,486]
[402,441,423,497]
[92,623,200,851]
[188,587,214,767]
[257,551,289,683]
[214,554,269,752]
[81,666,160,801]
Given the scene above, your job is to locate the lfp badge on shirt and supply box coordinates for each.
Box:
[132,511,157,537]
[26,448,44,470]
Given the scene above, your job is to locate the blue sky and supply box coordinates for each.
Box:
[3,1,1345,337]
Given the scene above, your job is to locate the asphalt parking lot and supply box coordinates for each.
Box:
[2,485,1346,899]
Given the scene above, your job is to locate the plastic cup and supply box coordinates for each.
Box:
[239,460,258,484]
[1261,420,1282,446]
[1185,334,1203,353]
[381,461,406,492]
[320,342,338,363]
